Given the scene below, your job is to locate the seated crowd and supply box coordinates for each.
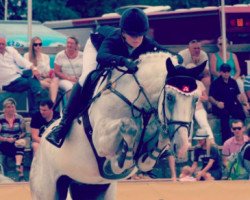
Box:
[0,29,250,182]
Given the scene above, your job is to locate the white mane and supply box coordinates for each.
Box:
[97,51,179,104]
[135,51,178,100]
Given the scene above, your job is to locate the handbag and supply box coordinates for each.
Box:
[14,138,27,148]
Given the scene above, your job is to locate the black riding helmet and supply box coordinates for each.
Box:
[120,8,149,36]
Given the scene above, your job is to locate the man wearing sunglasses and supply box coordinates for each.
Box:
[222,119,248,168]
[0,34,46,114]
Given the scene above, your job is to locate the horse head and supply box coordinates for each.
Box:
[158,58,206,162]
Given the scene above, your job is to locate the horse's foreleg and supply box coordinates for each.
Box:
[137,130,169,172]
[111,120,137,174]
[102,118,138,175]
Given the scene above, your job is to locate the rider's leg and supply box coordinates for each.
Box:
[46,69,102,148]
[46,83,85,148]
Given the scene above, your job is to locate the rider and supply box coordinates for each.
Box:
[46,8,175,148]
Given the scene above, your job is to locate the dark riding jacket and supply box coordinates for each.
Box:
[96,29,166,68]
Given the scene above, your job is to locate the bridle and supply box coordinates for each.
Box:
[104,72,159,159]
[159,76,198,141]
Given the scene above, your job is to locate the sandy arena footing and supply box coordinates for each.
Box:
[0,179,249,200]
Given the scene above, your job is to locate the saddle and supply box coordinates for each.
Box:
[81,69,107,134]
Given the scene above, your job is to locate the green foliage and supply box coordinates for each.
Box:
[32,0,80,22]
[0,0,247,21]
[227,146,249,180]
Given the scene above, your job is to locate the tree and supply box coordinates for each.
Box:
[66,0,243,18]
[0,0,27,20]
[32,0,80,22]
[0,0,247,21]
[0,0,80,21]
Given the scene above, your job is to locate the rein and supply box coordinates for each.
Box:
[106,73,159,159]
[73,68,160,179]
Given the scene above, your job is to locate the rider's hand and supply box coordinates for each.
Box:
[123,59,138,74]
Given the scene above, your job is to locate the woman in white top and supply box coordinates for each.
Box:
[54,36,83,99]
[24,36,59,103]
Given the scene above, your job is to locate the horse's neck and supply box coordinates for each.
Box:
[96,52,173,108]
[136,58,167,102]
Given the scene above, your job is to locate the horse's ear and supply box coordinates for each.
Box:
[186,60,207,79]
[166,58,176,77]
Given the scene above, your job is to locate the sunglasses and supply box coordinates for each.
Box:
[33,43,42,47]
[218,43,222,46]
[232,127,242,131]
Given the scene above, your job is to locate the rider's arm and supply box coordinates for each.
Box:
[96,35,128,68]
[79,38,98,85]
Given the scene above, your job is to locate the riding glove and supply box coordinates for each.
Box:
[123,58,138,74]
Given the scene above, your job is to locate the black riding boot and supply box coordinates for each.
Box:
[46,83,85,148]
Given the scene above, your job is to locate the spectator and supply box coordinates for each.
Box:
[0,98,26,181]
[210,36,249,113]
[24,36,59,103]
[0,34,46,114]
[241,125,250,178]
[190,80,215,144]
[222,119,248,168]
[179,166,196,182]
[54,36,83,99]
[190,129,222,180]
[46,8,178,148]
[244,74,250,103]
[178,39,211,100]
[209,63,246,143]
[30,98,60,153]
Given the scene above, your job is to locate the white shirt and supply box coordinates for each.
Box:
[55,50,83,78]
[24,52,50,77]
[0,47,32,88]
[178,48,209,69]
[79,38,98,85]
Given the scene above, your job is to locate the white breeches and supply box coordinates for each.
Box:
[79,38,98,86]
